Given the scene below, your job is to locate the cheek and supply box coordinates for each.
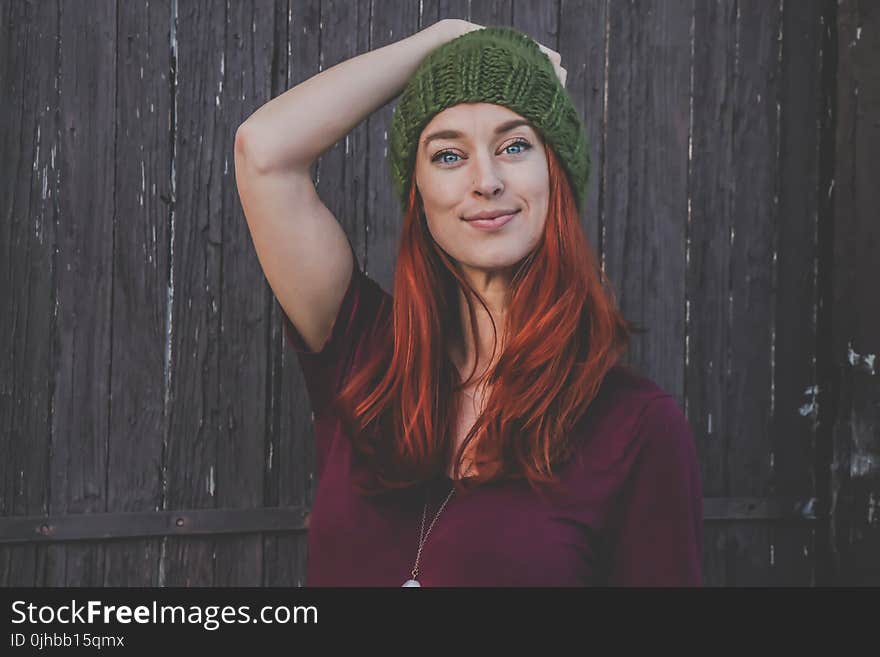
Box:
[518,163,550,197]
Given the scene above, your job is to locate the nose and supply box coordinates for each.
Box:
[470,153,504,199]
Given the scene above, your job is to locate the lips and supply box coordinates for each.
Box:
[463,210,520,231]
[463,208,520,221]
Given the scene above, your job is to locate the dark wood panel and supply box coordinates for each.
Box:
[204,0,276,589]
[688,0,824,585]
[420,0,471,30]
[0,507,307,544]
[703,524,816,587]
[468,0,513,28]
[512,0,557,56]
[0,0,59,587]
[832,0,880,586]
[603,0,690,400]
[41,0,119,587]
[772,0,825,587]
[814,0,837,587]
[100,0,173,588]
[162,0,227,587]
[689,0,736,537]
[725,0,781,587]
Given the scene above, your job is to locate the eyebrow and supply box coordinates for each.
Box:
[421,119,533,150]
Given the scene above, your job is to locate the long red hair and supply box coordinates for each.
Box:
[334,143,643,498]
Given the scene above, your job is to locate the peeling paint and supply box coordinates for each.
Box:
[847,341,877,374]
[851,453,876,478]
[207,465,215,496]
[35,123,41,174]
[799,384,820,418]
[868,491,876,525]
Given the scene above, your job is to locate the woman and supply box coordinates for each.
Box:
[235,19,703,586]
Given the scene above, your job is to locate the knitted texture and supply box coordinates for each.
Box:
[388,24,590,214]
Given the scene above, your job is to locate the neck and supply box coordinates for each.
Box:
[450,271,510,386]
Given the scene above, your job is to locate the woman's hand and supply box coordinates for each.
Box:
[444,19,567,88]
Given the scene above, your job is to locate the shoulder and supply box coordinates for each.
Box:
[568,364,693,473]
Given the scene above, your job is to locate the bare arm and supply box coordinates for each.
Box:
[234,19,475,353]
[237,18,472,173]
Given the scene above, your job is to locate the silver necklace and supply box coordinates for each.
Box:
[402,484,456,587]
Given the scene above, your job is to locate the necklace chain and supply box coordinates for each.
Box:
[410,485,456,581]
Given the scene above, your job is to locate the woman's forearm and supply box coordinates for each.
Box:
[237,19,462,173]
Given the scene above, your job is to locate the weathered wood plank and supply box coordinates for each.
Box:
[689,0,736,587]
[40,0,118,587]
[812,0,837,588]
[512,0,557,60]
[0,506,308,544]
[725,0,780,587]
[690,0,822,586]
[771,0,825,587]
[419,0,470,31]
[99,0,173,588]
[603,0,690,401]
[468,0,513,29]
[0,0,59,587]
[831,0,880,586]
[162,0,226,586]
[206,0,278,587]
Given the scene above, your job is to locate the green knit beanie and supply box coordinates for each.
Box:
[388,24,590,214]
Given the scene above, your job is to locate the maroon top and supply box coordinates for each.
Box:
[282,249,703,587]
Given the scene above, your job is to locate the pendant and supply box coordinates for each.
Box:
[402,579,421,587]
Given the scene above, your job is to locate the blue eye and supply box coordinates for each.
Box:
[504,139,531,155]
[431,139,533,166]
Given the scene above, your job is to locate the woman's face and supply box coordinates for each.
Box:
[414,103,550,276]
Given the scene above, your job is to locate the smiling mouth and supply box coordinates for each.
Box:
[462,210,520,230]
[462,209,520,222]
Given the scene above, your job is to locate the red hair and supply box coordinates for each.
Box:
[334,143,643,498]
